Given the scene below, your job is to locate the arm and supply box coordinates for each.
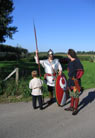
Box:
[58,61,62,75]
[40,80,43,87]
[34,50,45,68]
[29,80,32,89]
[59,58,70,64]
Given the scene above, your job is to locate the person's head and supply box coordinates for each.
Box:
[67,49,77,60]
[31,70,37,78]
[48,49,54,60]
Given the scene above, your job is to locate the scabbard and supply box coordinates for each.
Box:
[72,78,80,92]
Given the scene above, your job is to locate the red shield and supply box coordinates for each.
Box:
[55,74,67,106]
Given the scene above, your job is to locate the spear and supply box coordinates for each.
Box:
[33,22,41,77]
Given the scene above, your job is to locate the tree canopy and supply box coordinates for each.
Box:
[0,0,17,43]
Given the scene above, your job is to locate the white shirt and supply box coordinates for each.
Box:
[29,78,43,96]
[34,56,62,86]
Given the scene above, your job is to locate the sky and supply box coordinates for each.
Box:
[5,0,95,53]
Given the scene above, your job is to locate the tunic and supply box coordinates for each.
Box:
[35,56,62,86]
[29,78,43,96]
[68,58,84,88]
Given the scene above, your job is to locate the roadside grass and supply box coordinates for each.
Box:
[81,61,95,89]
[0,57,95,103]
[63,61,95,89]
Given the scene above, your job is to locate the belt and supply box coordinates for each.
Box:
[45,73,56,76]
[44,73,56,80]
[33,87,41,89]
[44,73,56,78]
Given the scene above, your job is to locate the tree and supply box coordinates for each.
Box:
[0,0,17,43]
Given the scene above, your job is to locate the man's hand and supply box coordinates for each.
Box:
[58,71,62,76]
[36,50,38,56]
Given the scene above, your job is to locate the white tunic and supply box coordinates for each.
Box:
[34,56,62,86]
[29,78,43,96]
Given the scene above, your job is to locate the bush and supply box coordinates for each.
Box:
[89,56,95,62]
[78,56,90,61]
[17,79,31,98]
[3,79,17,97]
[0,80,3,95]
[1,78,31,97]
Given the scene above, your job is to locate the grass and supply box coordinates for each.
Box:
[81,61,95,89]
[0,94,32,103]
[0,56,95,103]
[63,61,95,89]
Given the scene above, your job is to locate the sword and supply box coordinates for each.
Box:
[72,78,80,92]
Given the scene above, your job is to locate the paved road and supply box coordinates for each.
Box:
[0,88,95,138]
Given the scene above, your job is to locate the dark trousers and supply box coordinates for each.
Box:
[32,95,43,109]
[47,85,54,100]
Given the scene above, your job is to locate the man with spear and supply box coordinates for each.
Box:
[35,49,62,104]
[33,23,62,104]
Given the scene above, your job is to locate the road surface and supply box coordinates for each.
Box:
[0,88,95,138]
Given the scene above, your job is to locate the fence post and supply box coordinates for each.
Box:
[16,68,19,85]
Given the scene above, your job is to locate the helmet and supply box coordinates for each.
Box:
[48,49,54,55]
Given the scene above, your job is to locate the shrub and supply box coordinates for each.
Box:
[1,78,30,97]
[17,79,31,98]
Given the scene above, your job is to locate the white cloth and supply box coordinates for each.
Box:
[34,56,62,86]
[29,78,43,96]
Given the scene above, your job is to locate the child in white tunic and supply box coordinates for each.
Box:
[29,71,43,110]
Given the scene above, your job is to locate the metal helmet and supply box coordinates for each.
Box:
[48,49,54,55]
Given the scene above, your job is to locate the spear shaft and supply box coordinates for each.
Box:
[33,23,41,77]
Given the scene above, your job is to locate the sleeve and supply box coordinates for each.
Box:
[40,80,43,86]
[34,56,38,64]
[58,60,62,71]
[77,60,84,70]
[34,56,45,68]
[76,59,84,79]
[59,58,70,64]
[29,80,32,89]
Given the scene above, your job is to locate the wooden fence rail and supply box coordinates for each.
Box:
[3,68,19,85]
